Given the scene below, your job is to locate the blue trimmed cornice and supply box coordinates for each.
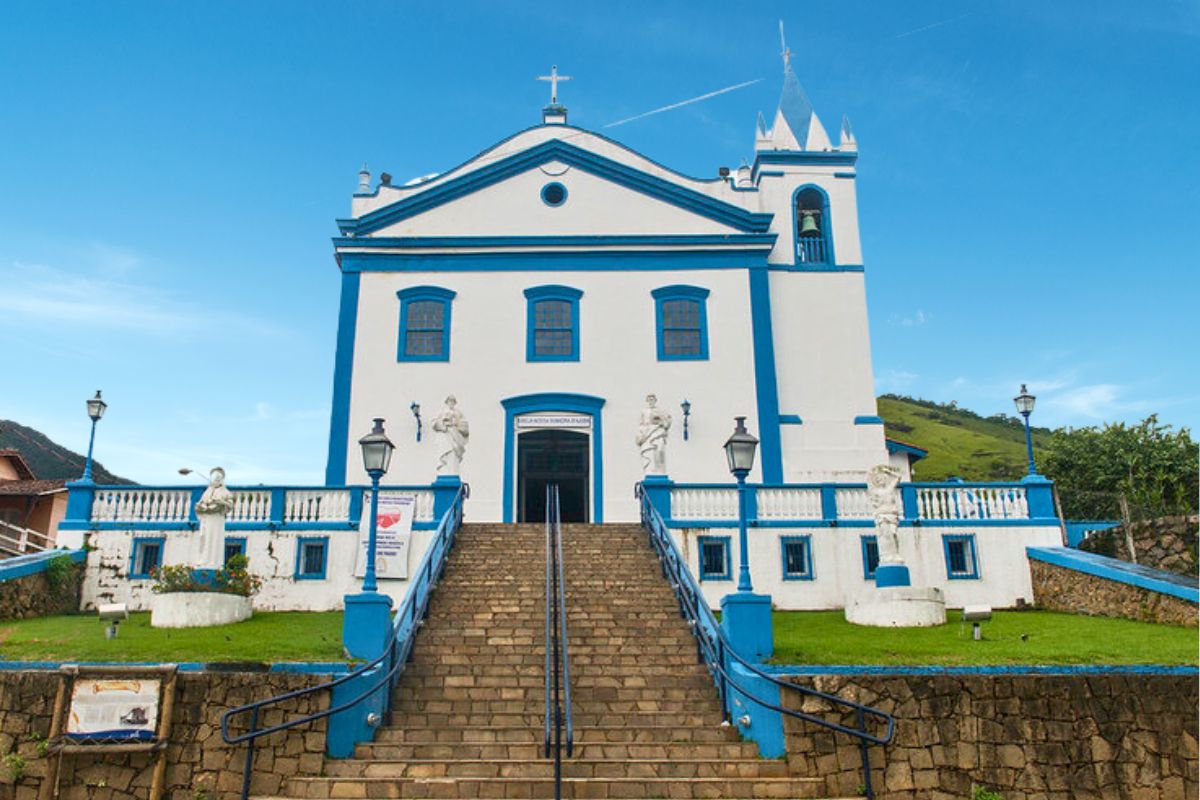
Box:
[334,234,776,250]
[338,139,774,237]
[337,250,770,273]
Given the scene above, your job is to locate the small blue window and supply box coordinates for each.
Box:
[943,534,979,580]
[541,182,568,207]
[652,285,709,361]
[698,536,731,581]
[780,535,814,581]
[295,537,329,580]
[397,286,455,362]
[224,537,247,565]
[130,537,165,579]
[525,285,582,362]
[861,536,880,580]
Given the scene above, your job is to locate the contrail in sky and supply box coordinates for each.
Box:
[604,79,763,128]
[892,12,971,39]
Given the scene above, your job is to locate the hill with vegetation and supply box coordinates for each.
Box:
[877,395,1053,482]
[0,419,132,484]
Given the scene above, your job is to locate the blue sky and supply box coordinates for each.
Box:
[1,1,1196,484]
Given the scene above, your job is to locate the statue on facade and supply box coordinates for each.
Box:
[432,395,469,475]
[194,467,234,569]
[635,394,672,475]
[867,464,903,566]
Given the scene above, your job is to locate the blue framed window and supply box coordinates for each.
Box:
[130,537,165,579]
[943,534,979,580]
[793,185,832,265]
[397,286,455,362]
[295,536,329,580]
[540,182,568,206]
[651,285,709,361]
[861,536,880,580]
[780,535,814,580]
[525,285,582,362]
[224,537,247,565]
[698,536,731,581]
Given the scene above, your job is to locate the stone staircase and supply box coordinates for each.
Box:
[272,523,841,799]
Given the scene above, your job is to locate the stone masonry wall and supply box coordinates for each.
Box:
[1081,516,1199,577]
[1029,560,1197,627]
[0,670,329,800]
[783,672,1198,800]
[0,560,83,621]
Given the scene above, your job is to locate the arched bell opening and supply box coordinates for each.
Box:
[794,186,831,264]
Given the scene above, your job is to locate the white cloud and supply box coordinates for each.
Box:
[888,309,931,327]
[876,368,919,393]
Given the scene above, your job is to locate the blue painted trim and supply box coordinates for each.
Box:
[223,537,247,563]
[295,536,329,580]
[854,415,884,425]
[1027,547,1199,603]
[524,285,582,362]
[790,184,834,267]
[760,664,1199,676]
[752,150,858,177]
[942,533,980,580]
[540,181,567,207]
[767,264,865,273]
[747,268,782,483]
[651,285,710,361]
[779,535,814,581]
[396,286,455,362]
[0,661,350,673]
[500,393,606,523]
[860,535,879,580]
[0,549,86,582]
[669,518,876,529]
[778,414,803,425]
[129,537,165,579]
[338,249,769,273]
[874,563,911,588]
[334,234,778,250]
[833,171,857,179]
[1063,519,1121,548]
[325,272,359,485]
[820,485,837,522]
[697,535,732,581]
[339,138,773,236]
[886,438,928,460]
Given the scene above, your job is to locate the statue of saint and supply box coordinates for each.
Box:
[867,464,903,566]
[432,395,469,475]
[635,394,672,475]
[194,467,234,569]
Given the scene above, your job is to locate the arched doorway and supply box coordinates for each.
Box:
[517,429,589,523]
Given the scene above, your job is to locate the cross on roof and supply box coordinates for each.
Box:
[779,20,792,72]
[537,64,572,106]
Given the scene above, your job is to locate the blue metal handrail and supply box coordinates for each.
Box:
[543,484,573,798]
[219,482,468,800]
[636,484,894,799]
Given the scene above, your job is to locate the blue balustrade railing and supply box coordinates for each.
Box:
[219,482,468,800]
[796,236,829,264]
[543,484,573,798]
[636,484,894,799]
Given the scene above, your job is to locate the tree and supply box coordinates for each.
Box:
[1042,415,1198,520]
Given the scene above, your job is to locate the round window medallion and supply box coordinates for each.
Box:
[541,182,567,207]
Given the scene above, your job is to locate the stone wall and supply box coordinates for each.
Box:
[0,559,82,621]
[1081,516,1199,577]
[1029,559,1197,627]
[0,670,330,800]
[782,672,1198,800]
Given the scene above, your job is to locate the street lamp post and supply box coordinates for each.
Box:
[1013,384,1038,476]
[723,417,759,593]
[358,418,395,593]
[81,390,107,482]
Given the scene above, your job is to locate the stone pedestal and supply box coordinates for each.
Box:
[720,592,774,662]
[845,585,946,627]
[343,592,395,660]
[151,592,252,628]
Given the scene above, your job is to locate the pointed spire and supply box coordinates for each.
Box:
[839,116,857,151]
[759,20,832,152]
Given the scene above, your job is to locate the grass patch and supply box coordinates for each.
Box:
[772,610,1199,666]
[0,612,345,663]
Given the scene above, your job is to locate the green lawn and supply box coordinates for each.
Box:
[772,610,1199,666]
[0,612,346,663]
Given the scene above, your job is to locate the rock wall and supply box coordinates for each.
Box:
[1081,516,1199,577]
[0,670,329,800]
[0,560,82,621]
[783,672,1198,800]
[1029,559,1197,627]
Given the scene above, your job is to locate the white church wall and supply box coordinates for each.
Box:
[755,171,863,268]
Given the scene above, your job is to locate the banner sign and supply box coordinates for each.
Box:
[66,678,160,741]
[515,414,591,430]
[355,493,414,579]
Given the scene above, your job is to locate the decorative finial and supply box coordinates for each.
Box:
[537,64,572,106]
[357,163,371,194]
[840,116,857,150]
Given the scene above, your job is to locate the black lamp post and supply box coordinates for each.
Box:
[1013,384,1037,476]
[723,416,758,593]
[81,390,107,482]
[358,418,395,593]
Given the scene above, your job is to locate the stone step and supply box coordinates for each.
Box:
[401,663,707,677]
[388,698,722,716]
[320,757,790,780]
[400,673,711,688]
[353,740,761,761]
[277,775,827,799]
[369,724,743,744]
[384,712,725,728]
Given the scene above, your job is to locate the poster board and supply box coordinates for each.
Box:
[355,493,414,579]
[66,678,160,741]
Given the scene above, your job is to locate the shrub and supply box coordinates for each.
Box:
[42,553,78,595]
[151,554,262,597]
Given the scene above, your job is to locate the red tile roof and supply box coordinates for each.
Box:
[0,449,36,480]
[0,478,67,496]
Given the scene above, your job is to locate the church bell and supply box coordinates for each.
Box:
[799,211,821,236]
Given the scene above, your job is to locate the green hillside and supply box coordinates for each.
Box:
[878,395,1053,482]
[0,419,132,484]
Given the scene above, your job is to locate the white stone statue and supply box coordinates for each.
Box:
[867,464,903,566]
[193,467,234,569]
[432,395,469,475]
[635,394,672,475]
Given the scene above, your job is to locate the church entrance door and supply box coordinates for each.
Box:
[517,429,589,523]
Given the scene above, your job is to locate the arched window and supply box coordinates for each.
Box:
[794,186,831,264]
[397,286,456,362]
[525,285,582,362]
[651,285,710,361]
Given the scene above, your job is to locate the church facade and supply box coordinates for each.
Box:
[326,65,884,524]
